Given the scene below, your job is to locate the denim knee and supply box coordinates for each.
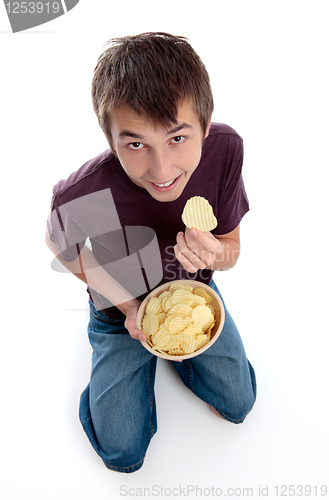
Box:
[101,441,150,473]
[79,377,157,473]
[212,361,257,424]
[99,417,157,473]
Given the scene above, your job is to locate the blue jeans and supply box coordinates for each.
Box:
[79,280,256,473]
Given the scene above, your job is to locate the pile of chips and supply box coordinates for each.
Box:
[141,282,216,356]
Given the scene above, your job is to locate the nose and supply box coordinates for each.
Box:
[148,150,173,181]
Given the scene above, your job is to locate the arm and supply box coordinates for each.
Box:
[174,225,241,273]
[45,230,145,341]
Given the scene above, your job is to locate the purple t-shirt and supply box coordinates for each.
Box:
[47,123,249,319]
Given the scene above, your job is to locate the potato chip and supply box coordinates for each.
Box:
[158,291,173,302]
[181,332,197,354]
[155,348,169,354]
[195,334,211,350]
[142,313,159,337]
[168,348,186,356]
[188,294,207,307]
[193,287,212,304]
[162,296,174,312]
[166,333,183,350]
[191,305,213,327]
[168,303,193,317]
[207,304,215,315]
[167,316,190,334]
[204,320,215,334]
[157,312,166,325]
[152,325,170,349]
[181,196,217,232]
[191,322,204,335]
[145,337,153,347]
[183,324,197,336]
[145,296,162,314]
[164,315,173,331]
[168,282,187,292]
[171,289,193,305]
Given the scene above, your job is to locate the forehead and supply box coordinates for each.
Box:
[110,101,201,138]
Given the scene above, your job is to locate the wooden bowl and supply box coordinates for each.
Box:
[136,280,225,361]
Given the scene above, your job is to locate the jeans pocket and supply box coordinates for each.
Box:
[89,301,127,334]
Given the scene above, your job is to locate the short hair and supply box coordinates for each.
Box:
[91,32,214,149]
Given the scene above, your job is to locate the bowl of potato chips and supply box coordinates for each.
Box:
[136,280,225,360]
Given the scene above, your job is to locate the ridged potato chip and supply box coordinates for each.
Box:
[158,291,173,302]
[168,316,190,334]
[181,196,217,232]
[141,282,217,356]
[204,320,215,333]
[195,334,211,350]
[146,297,162,314]
[186,294,207,307]
[168,282,187,292]
[191,305,213,327]
[193,287,212,304]
[168,303,193,317]
[181,332,197,354]
[171,289,193,305]
[166,333,183,351]
[142,313,159,337]
[168,348,186,356]
[191,322,204,335]
[157,312,166,325]
[183,324,197,336]
[152,325,171,349]
[162,296,174,312]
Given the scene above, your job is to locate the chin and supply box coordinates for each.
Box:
[152,189,184,202]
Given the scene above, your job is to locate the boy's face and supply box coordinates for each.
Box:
[109,101,210,202]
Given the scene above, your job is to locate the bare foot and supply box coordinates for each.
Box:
[209,405,225,419]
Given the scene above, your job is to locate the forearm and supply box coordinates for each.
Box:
[208,237,240,271]
[45,231,139,315]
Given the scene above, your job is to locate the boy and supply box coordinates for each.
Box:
[46,32,256,473]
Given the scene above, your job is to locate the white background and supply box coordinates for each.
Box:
[1,1,328,499]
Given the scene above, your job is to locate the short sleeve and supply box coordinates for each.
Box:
[214,134,249,235]
[47,195,87,262]
[46,187,123,262]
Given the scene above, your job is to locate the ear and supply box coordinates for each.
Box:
[204,119,212,139]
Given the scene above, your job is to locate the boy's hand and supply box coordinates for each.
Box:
[174,228,222,273]
[120,293,183,361]
[123,301,182,361]
[120,299,146,341]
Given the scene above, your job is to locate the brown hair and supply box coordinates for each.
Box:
[92,32,214,148]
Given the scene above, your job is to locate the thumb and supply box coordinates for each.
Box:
[124,312,146,341]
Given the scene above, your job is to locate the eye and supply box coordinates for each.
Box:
[128,142,144,150]
[171,135,185,144]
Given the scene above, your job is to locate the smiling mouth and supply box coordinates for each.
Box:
[146,174,182,193]
[152,179,177,187]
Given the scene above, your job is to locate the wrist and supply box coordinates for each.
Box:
[117,298,141,317]
[209,239,240,271]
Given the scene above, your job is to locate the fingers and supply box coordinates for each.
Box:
[174,241,201,273]
[175,231,207,272]
[124,305,146,341]
[175,229,221,272]
[186,228,220,254]
[125,319,145,341]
